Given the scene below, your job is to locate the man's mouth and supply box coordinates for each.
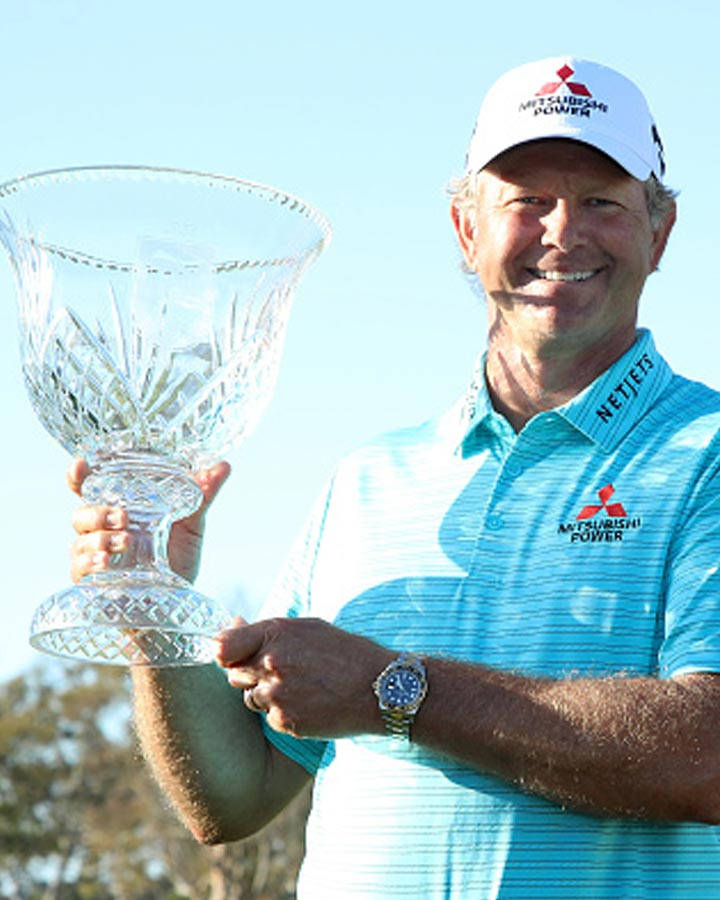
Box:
[527,268,602,283]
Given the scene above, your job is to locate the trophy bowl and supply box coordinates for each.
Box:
[0,165,330,666]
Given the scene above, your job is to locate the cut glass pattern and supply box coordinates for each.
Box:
[0,166,330,665]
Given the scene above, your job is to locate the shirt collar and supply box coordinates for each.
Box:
[557,329,673,450]
[455,329,673,454]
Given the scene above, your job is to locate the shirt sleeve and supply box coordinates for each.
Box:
[659,456,720,678]
[257,474,337,774]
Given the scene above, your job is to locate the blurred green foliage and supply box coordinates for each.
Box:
[0,662,310,899]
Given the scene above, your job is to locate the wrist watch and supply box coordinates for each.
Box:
[372,653,428,741]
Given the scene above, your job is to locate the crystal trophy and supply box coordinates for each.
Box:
[0,166,330,666]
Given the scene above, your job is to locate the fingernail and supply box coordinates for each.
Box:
[108,534,124,552]
[106,509,123,529]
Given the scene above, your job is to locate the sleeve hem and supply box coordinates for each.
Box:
[660,656,720,679]
[261,716,327,776]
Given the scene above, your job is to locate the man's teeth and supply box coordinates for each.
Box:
[533,269,597,282]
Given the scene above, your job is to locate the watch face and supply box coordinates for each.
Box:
[380,667,422,709]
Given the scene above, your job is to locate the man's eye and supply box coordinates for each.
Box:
[514,196,542,205]
[587,197,615,207]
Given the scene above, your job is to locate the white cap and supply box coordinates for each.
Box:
[465,57,666,180]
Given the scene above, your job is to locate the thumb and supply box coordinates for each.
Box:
[66,458,90,498]
[214,617,266,668]
[193,461,231,514]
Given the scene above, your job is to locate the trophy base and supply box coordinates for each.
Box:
[29,571,233,666]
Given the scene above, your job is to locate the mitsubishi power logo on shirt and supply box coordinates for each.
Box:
[519,64,609,118]
[557,483,642,544]
[576,484,626,520]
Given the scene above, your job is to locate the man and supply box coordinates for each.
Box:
[69,57,720,897]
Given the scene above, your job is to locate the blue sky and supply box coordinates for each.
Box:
[0,0,718,677]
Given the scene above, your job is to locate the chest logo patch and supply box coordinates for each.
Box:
[576,483,627,520]
[558,483,642,543]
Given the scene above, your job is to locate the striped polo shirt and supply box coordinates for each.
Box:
[261,329,720,898]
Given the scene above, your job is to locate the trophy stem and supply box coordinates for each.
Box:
[92,492,178,583]
[29,454,233,666]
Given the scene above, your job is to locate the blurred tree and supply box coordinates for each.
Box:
[0,662,309,899]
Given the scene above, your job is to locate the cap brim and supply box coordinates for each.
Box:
[468,130,653,180]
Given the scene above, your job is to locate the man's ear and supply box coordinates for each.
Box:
[650,202,676,272]
[450,200,478,270]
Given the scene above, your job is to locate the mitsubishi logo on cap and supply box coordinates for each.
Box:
[535,64,592,98]
[465,57,665,182]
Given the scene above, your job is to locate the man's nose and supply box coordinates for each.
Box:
[540,200,585,251]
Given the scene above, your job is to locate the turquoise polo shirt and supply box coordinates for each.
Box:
[261,329,720,898]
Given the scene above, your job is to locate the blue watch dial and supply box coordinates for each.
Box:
[381,668,422,708]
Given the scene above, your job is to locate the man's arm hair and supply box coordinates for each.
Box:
[132,664,310,844]
[414,659,720,822]
[213,615,720,823]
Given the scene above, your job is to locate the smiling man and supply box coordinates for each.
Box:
[452,138,674,431]
[69,58,720,898]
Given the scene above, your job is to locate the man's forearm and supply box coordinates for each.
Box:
[132,664,308,842]
[414,658,720,822]
[213,616,720,823]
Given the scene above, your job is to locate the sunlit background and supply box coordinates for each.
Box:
[1,0,718,679]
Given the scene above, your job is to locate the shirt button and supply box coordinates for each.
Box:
[505,458,523,477]
[486,513,504,531]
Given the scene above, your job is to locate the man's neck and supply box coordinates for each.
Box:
[484,332,636,433]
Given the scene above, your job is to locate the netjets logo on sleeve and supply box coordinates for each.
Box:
[519,64,609,118]
[557,483,642,544]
